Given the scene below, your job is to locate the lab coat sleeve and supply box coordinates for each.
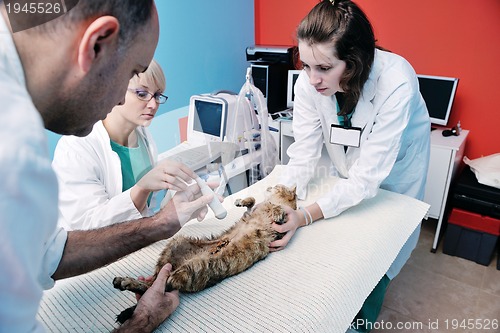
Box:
[279,73,324,200]
[1,15,66,331]
[53,137,143,230]
[317,80,414,218]
[39,226,67,289]
[0,136,65,332]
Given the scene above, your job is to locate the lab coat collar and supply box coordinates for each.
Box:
[350,49,380,130]
[318,96,349,177]
[324,50,382,175]
[347,49,382,157]
[92,121,123,195]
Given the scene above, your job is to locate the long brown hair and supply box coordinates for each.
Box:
[297,0,375,116]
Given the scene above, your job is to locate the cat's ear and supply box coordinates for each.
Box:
[266,186,272,192]
[290,185,297,193]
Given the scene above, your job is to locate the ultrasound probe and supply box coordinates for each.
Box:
[194,176,227,219]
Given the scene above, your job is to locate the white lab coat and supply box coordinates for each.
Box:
[52,121,161,230]
[1,14,67,333]
[281,49,430,279]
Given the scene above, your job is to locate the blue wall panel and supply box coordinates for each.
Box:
[155,1,254,113]
[150,1,255,153]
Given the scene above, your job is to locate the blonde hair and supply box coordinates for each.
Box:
[131,59,166,93]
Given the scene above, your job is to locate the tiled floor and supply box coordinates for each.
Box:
[373,219,500,333]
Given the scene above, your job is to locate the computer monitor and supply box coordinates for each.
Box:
[187,94,228,145]
[417,74,459,126]
[286,70,301,108]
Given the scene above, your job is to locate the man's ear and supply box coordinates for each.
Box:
[78,16,120,73]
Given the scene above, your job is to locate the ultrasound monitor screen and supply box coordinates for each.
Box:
[417,75,458,126]
[193,100,223,137]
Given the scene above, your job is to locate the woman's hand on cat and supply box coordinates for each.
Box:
[117,264,179,332]
[269,206,301,252]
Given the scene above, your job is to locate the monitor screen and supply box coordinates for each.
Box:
[193,100,223,137]
[417,74,459,126]
[287,70,301,108]
[251,64,268,98]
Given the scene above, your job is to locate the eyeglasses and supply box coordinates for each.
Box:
[128,88,168,104]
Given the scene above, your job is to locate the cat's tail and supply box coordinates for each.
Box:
[116,305,136,324]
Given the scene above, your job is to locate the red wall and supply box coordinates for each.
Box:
[255,0,500,159]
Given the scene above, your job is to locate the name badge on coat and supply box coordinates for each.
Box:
[330,124,362,148]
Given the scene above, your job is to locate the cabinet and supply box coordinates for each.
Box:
[425,128,468,252]
[279,121,469,252]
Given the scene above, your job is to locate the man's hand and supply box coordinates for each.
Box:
[114,264,179,333]
[134,264,180,325]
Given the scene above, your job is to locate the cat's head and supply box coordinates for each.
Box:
[266,184,297,210]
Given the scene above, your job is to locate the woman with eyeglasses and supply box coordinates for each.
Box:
[53,59,197,230]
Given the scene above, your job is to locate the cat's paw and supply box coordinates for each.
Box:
[234,197,255,208]
[274,231,286,240]
[113,277,149,295]
[165,268,190,292]
[271,206,287,225]
[113,277,130,290]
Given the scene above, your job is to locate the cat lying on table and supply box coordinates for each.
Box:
[113,184,297,324]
